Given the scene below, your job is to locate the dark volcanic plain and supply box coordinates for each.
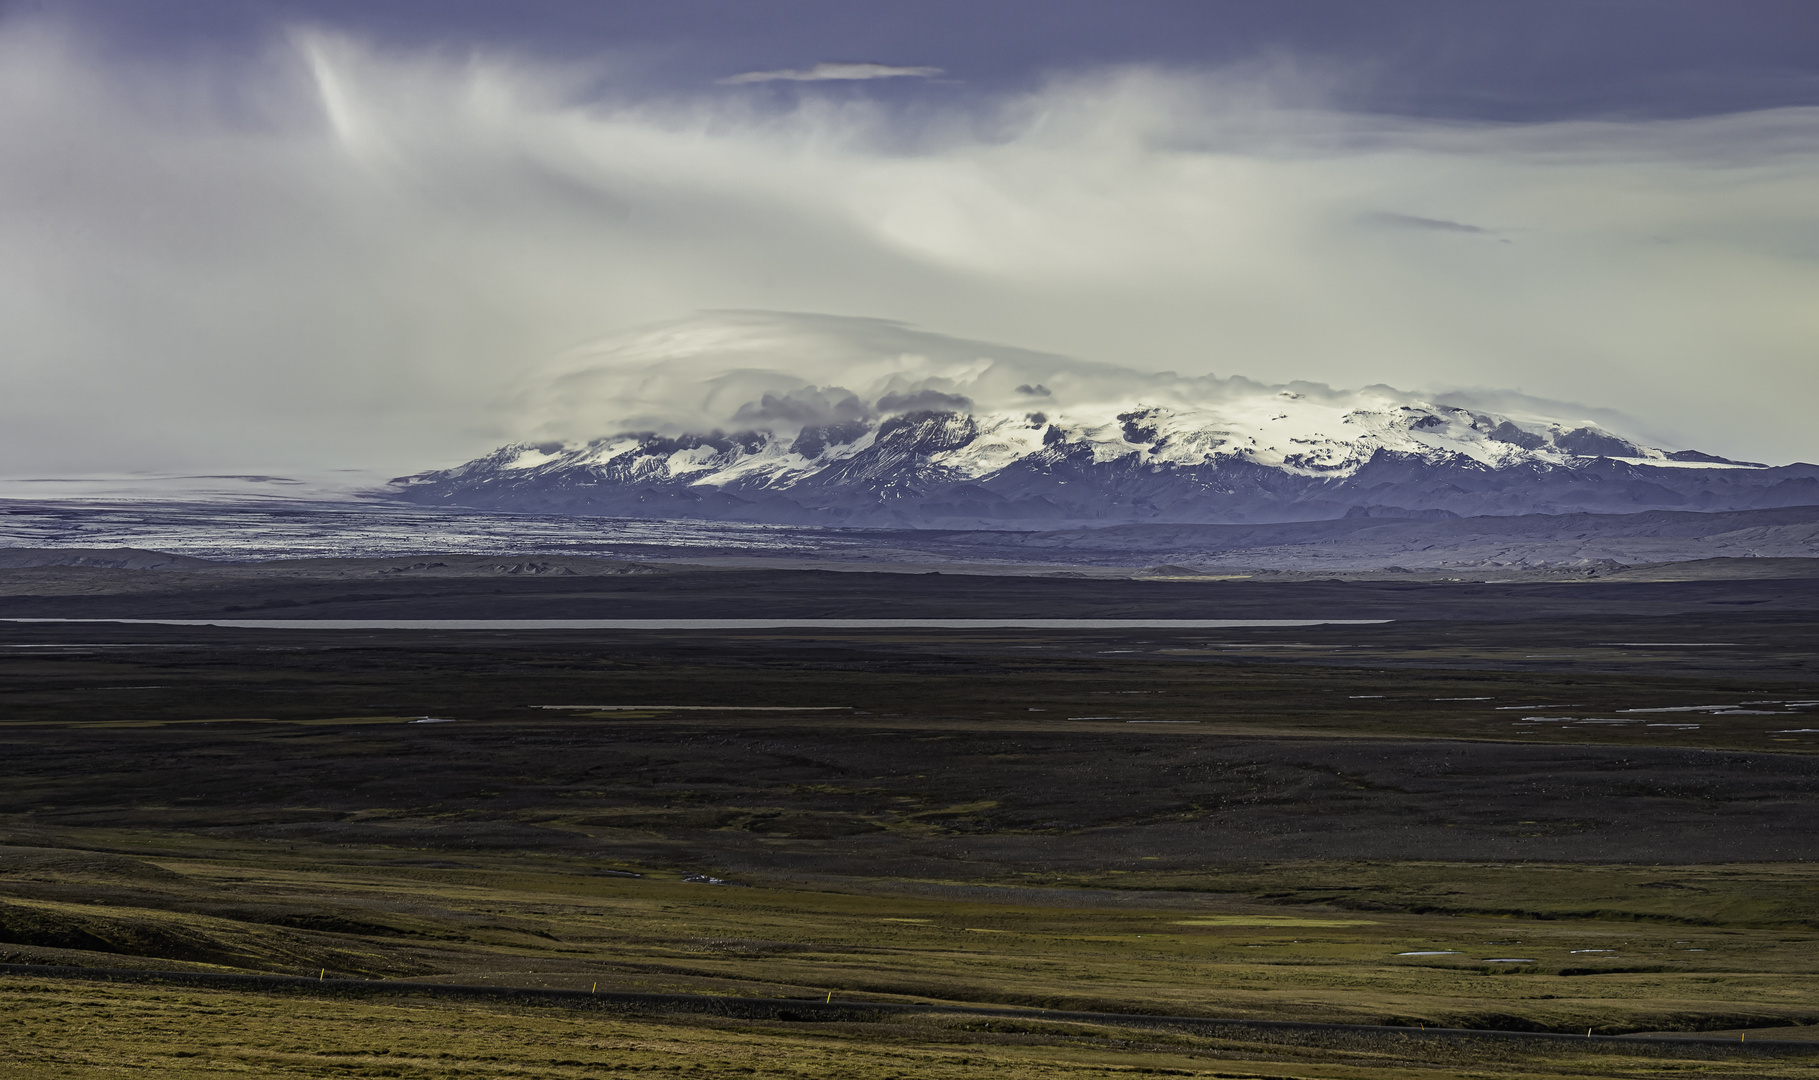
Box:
[4,554,1819,1077]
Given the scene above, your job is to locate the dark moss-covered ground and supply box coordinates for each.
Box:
[3,559,1819,1075]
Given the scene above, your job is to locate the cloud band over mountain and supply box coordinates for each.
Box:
[515,311,1640,447]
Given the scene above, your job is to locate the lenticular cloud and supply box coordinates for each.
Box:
[520,311,1134,441]
[513,309,1638,450]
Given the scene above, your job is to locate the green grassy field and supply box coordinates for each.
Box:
[6,834,1819,1038]
[7,975,1819,1080]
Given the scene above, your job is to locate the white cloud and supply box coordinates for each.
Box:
[719,62,944,85]
[0,22,1816,479]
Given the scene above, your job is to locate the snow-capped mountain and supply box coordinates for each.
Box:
[385,312,1816,527]
[391,392,1817,527]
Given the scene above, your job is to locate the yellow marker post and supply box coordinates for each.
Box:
[825,990,833,1003]
[319,969,326,981]
[591,983,597,994]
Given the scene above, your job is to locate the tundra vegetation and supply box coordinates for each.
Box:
[2,560,1817,1076]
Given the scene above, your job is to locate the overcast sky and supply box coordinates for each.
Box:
[3,0,1818,476]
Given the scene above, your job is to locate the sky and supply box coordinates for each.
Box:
[2,0,1818,478]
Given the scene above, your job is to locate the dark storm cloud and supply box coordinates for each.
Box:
[38,0,1819,120]
[731,386,871,426]
[875,389,974,414]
